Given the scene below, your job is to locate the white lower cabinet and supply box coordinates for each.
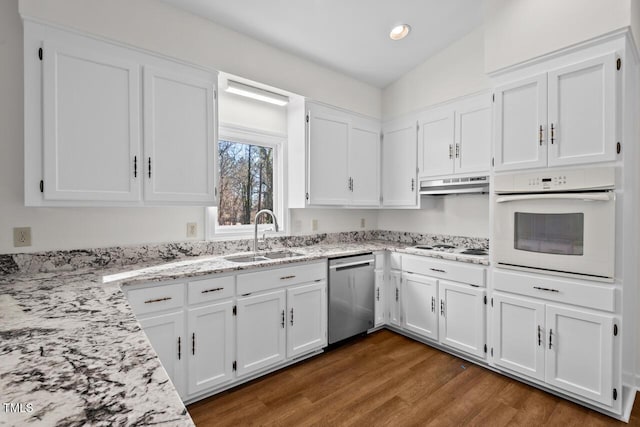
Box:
[138,310,186,397]
[402,272,438,340]
[492,291,616,407]
[438,280,486,358]
[186,300,234,395]
[388,270,402,327]
[286,282,328,359]
[236,290,287,377]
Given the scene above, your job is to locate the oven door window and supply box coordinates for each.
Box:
[514,212,584,255]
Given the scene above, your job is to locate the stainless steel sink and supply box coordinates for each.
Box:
[224,250,305,263]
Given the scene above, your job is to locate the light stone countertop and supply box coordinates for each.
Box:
[0,239,488,426]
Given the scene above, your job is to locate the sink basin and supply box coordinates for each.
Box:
[224,250,305,263]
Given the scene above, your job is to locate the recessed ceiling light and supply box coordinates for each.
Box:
[389,24,411,41]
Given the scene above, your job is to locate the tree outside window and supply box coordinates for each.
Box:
[218,140,274,225]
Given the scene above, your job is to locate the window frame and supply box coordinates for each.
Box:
[206,123,287,240]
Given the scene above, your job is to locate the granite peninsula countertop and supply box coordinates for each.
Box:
[0,237,488,426]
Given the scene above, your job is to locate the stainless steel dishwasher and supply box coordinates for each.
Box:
[328,253,375,344]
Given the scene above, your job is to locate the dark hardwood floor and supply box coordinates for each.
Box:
[188,330,640,426]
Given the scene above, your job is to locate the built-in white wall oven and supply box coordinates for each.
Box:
[493,168,615,281]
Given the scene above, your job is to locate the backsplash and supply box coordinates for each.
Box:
[0,231,489,275]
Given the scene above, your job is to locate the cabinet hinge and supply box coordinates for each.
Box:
[416,122,419,132]
[215,187,218,197]
[490,347,494,357]
[491,298,494,307]
[379,195,383,204]
[38,47,43,61]
[39,180,44,193]
[616,58,622,70]
[213,89,217,100]
[492,93,495,102]
[232,305,237,316]
[491,157,495,167]
[380,132,384,142]
[484,344,487,353]
[613,388,618,400]
[305,192,309,201]
[306,114,309,123]
[616,142,621,154]
[483,295,487,305]
[614,324,618,336]
[232,361,237,371]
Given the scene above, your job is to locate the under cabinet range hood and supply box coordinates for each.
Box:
[419,176,489,195]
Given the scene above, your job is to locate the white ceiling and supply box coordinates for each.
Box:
[160,0,483,88]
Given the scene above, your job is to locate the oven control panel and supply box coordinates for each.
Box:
[494,167,615,193]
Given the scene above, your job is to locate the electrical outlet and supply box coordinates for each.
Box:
[311,219,318,232]
[360,218,366,228]
[186,222,197,238]
[13,227,31,247]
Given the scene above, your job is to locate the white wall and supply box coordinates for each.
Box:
[382,27,489,119]
[290,209,378,236]
[484,0,631,73]
[0,0,381,254]
[18,0,381,118]
[377,195,490,238]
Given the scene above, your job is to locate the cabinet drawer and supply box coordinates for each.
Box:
[237,261,327,295]
[402,254,485,287]
[188,275,234,305]
[128,283,185,316]
[493,269,615,312]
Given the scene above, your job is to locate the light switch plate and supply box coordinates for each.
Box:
[186,222,197,238]
[311,219,318,232]
[360,218,366,228]
[13,227,31,247]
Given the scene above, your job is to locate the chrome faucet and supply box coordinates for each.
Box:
[254,209,279,254]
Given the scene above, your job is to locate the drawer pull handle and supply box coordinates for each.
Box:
[431,296,435,313]
[430,268,446,273]
[533,286,559,293]
[144,297,172,304]
[280,275,296,280]
[201,287,224,294]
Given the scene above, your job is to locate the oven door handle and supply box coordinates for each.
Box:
[495,193,613,203]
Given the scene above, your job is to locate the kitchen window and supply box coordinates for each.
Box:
[207,125,286,238]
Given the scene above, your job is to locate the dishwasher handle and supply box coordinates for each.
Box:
[329,260,374,271]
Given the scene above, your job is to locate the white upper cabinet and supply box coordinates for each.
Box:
[547,53,617,167]
[381,117,417,207]
[143,67,217,204]
[455,96,492,175]
[305,102,380,207]
[42,41,141,202]
[418,93,491,179]
[307,103,350,205]
[494,52,618,172]
[349,117,381,206]
[25,23,218,206]
[418,108,455,178]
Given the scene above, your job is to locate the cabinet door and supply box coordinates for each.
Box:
[438,280,485,358]
[349,117,381,206]
[455,97,492,175]
[143,66,217,203]
[545,304,614,406]
[374,270,386,327]
[139,310,185,397]
[286,282,327,358]
[187,300,234,396]
[402,273,438,340]
[236,290,286,377]
[492,293,545,381]
[494,75,548,171]
[388,271,402,327]
[42,41,141,201]
[417,108,454,178]
[547,53,617,167]
[382,119,417,207]
[307,104,350,205]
